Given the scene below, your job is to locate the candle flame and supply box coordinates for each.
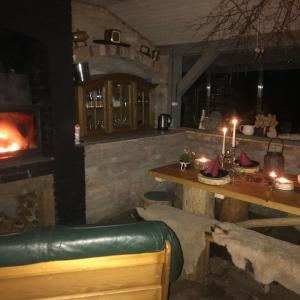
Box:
[277,177,291,184]
[232,118,238,124]
[222,127,228,133]
[198,157,209,163]
[269,171,277,178]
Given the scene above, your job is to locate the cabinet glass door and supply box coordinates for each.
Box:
[112,83,130,129]
[84,86,105,132]
[136,89,150,128]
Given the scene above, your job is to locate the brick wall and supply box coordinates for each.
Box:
[71,1,170,124]
[85,132,184,223]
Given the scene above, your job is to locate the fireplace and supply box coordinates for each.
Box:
[0,0,86,225]
[0,26,52,162]
[0,105,41,160]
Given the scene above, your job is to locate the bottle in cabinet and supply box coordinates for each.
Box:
[75,80,107,138]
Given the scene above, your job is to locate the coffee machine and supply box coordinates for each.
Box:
[158,114,172,131]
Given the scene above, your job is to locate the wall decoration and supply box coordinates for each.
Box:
[104,29,121,44]
[140,45,151,56]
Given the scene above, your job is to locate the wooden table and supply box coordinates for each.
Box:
[149,163,300,218]
[149,163,300,281]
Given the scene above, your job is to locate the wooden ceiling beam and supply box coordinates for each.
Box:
[177,50,219,98]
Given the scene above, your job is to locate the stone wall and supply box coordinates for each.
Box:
[85,132,184,223]
[72,1,170,124]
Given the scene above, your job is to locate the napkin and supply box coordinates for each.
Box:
[204,159,220,177]
[239,151,252,166]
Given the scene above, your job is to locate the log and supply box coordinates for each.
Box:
[219,197,248,222]
[182,186,215,281]
[236,217,300,229]
[182,186,215,218]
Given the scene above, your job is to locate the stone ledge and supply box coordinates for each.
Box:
[82,129,184,145]
[183,127,300,148]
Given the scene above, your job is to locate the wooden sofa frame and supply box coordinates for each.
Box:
[0,241,171,300]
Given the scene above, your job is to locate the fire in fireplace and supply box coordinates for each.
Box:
[0,105,40,159]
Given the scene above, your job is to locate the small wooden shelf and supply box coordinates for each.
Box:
[93,39,130,47]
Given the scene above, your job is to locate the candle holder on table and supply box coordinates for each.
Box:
[194,157,210,170]
[221,147,236,171]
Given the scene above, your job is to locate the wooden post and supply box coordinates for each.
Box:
[182,186,215,281]
[219,197,248,222]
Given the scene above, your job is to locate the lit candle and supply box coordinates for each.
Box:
[298,175,300,184]
[194,156,210,170]
[269,171,277,179]
[199,157,209,164]
[275,177,294,191]
[232,119,238,147]
[277,177,290,184]
[222,127,227,155]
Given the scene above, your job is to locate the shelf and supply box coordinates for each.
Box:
[93,40,130,48]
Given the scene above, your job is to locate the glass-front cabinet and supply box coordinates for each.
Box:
[75,74,156,138]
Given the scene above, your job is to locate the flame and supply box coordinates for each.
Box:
[197,156,209,163]
[277,177,292,184]
[269,171,277,178]
[0,120,28,153]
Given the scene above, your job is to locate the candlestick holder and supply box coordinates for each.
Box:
[231,146,236,162]
[219,154,224,169]
[222,147,236,171]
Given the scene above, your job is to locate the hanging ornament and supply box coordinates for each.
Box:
[254,9,264,60]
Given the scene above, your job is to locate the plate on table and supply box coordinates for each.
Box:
[198,169,231,185]
[236,160,259,168]
[200,169,229,178]
[235,160,260,173]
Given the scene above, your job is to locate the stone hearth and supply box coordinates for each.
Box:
[0,175,55,233]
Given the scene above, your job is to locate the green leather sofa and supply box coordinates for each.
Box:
[0,221,183,282]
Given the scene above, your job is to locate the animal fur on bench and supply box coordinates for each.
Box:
[137,204,300,295]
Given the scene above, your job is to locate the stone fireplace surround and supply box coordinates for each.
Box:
[0,174,55,233]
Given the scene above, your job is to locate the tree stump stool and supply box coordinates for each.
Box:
[143,191,176,207]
